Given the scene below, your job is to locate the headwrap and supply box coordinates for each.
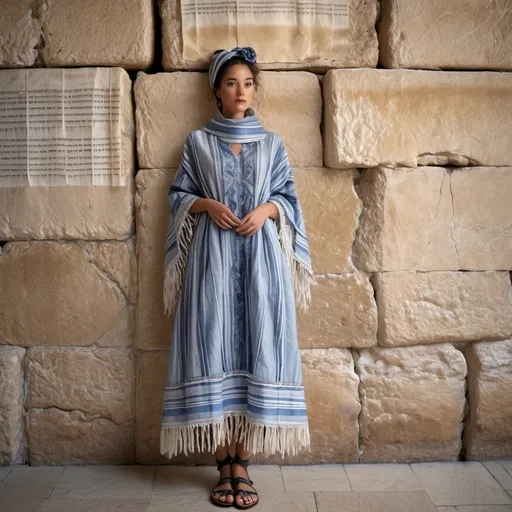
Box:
[203,110,267,144]
[209,47,257,90]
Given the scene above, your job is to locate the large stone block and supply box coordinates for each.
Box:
[378,0,512,70]
[134,71,322,169]
[356,344,467,462]
[354,167,512,271]
[27,347,135,425]
[0,240,136,347]
[0,0,41,67]
[324,69,512,168]
[0,347,26,465]
[136,350,212,464]
[160,0,379,71]
[39,0,154,68]
[373,271,512,347]
[464,339,512,459]
[263,349,360,464]
[297,274,377,349]
[28,408,134,464]
[0,67,135,239]
[295,169,361,274]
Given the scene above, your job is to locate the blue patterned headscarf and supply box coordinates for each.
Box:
[209,47,257,90]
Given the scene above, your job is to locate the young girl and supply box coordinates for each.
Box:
[160,47,314,509]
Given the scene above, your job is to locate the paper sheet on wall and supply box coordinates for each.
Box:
[0,68,123,187]
[180,0,350,63]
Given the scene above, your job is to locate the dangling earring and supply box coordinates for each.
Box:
[244,108,255,117]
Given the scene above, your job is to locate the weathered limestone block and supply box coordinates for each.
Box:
[27,347,134,424]
[0,0,42,67]
[297,274,377,349]
[134,72,322,169]
[160,0,379,71]
[378,0,512,70]
[39,0,154,68]
[0,241,136,347]
[294,169,361,274]
[324,69,512,168]
[0,67,135,240]
[356,344,467,462]
[373,271,512,347]
[464,339,512,459]
[0,347,26,465]
[28,408,134,464]
[136,350,212,464]
[354,167,512,271]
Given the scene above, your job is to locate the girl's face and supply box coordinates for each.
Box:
[215,63,255,119]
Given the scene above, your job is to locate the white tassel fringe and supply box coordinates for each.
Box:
[161,414,311,459]
[271,200,315,311]
[163,211,197,315]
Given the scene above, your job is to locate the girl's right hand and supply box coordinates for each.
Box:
[206,199,241,230]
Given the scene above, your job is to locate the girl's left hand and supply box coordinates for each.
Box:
[236,205,270,236]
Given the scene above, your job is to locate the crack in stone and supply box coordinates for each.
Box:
[447,172,461,267]
[32,406,131,426]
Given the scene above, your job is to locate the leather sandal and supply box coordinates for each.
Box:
[211,453,235,507]
[232,454,259,509]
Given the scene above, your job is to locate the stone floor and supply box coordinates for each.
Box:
[1,460,512,512]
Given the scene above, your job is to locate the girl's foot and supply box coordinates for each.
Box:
[232,454,258,509]
[211,453,234,507]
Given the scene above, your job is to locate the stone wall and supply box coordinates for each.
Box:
[0,0,511,466]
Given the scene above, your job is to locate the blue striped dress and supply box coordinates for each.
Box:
[160,126,314,458]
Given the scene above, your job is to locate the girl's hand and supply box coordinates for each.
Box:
[206,199,241,230]
[236,204,276,236]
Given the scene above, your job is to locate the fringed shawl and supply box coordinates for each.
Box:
[163,114,314,316]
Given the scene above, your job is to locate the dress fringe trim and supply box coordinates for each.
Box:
[270,200,315,311]
[160,414,311,459]
[163,211,197,315]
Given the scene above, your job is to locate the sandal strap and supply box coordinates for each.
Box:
[216,453,232,471]
[215,477,234,487]
[232,454,250,470]
[233,476,255,487]
[234,489,258,497]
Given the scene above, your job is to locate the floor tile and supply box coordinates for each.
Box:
[344,463,424,492]
[38,498,150,511]
[437,508,457,512]
[148,490,316,511]
[411,462,512,507]
[0,483,52,512]
[483,462,512,491]
[152,465,218,493]
[48,465,155,500]
[3,466,64,487]
[237,464,284,492]
[497,461,512,478]
[456,506,512,512]
[0,466,13,481]
[315,491,437,512]
[281,464,350,491]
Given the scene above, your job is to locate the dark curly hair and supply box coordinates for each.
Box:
[210,49,261,116]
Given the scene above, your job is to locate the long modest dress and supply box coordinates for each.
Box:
[160,116,313,459]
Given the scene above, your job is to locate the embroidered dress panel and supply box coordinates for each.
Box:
[161,115,314,459]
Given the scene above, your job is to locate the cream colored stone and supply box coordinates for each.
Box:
[135,170,175,351]
[324,69,512,168]
[0,241,135,347]
[356,344,467,462]
[136,350,213,465]
[27,347,134,425]
[0,0,42,67]
[134,71,322,169]
[464,339,512,459]
[378,0,512,70]
[28,408,134,464]
[373,271,512,347]
[297,274,377,349]
[0,67,135,240]
[0,347,26,465]
[39,0,154,68]
[294,169,362,273]
[160,0,379,71]
[353,167,512,271]
[263,349,360,464]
